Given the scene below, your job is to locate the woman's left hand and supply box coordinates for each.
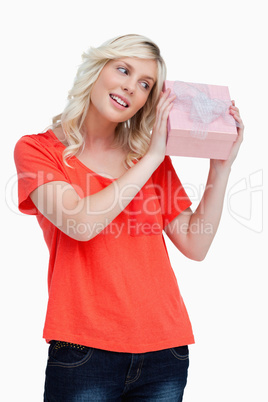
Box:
[210,100,244,172]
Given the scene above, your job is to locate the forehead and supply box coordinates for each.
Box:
[111,58,158,82]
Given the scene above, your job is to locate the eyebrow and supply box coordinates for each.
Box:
[120,61,156,83]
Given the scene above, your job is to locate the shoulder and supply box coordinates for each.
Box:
[51,126,69,146]
[14,130,62,156]
[14,130,66,173]
[15,130,56,147]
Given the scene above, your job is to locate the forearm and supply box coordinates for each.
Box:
[75,153,162,240]
[186,164,231,259]
[165,100,243,261]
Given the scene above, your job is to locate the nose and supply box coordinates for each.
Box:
[122,79,135,95]
[123,86,134,95]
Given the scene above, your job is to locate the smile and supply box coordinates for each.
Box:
[109,94,129,108]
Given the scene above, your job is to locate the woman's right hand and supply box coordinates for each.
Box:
[147,88,176,163]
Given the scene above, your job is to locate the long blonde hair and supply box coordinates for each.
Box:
[52,34,167,167]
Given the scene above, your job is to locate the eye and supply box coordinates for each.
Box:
[117,67,128,74]
[141,82,150,90]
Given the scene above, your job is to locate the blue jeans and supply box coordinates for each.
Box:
[44,340,189,401]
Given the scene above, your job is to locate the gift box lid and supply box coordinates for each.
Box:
[164,80,237,141]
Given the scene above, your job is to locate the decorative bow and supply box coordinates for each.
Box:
[173,81,232,139]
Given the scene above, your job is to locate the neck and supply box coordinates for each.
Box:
[82,103,119,149]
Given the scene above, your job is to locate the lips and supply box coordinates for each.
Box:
[109,93,130,108]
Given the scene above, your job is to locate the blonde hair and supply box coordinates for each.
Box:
[52,34,167,167]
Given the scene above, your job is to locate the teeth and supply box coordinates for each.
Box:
[110,95,128,107]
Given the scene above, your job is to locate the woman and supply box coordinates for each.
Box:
[14,34,243,401]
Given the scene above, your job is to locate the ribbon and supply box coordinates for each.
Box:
[172,81,235,139]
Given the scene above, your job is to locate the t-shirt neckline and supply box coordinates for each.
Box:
[47,129,117,181]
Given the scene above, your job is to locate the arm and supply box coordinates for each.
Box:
[30,90,176,241]
[30,153,161,241]
[164,101,244,261]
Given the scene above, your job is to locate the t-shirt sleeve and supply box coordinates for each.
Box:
[152,156,192,227]
[14,135,70,215]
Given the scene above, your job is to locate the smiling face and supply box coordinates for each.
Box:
[89,57,158,124]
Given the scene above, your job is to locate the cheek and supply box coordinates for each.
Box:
[100,69,119,90]
[90,78,110,109]
[135,93,150,111]
[90,87,101,110]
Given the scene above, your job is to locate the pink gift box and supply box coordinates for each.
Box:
[164,80,238,160]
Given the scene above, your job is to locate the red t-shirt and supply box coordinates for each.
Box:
[14,129,194,353]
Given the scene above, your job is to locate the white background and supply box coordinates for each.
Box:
[2,0,267,400]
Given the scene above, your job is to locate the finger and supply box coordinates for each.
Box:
[153,101,173,135]
[155,96,175,126]
[233,115,244,141]
[157,92,176,114]
[229,104,239,110]
[234,113,244,128]
[160,88,171,101]
[156,88,175,109]
[157,102,174,131]
[229,103,239,111]
[231,107,242,121]
[155,94,175,128]
[229,106,240,118]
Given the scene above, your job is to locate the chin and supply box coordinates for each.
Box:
[108,111,134,123]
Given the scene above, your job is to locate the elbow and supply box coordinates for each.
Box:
[190,254,207,262]
[73,234,92,242]
[184,238,211,262]
[61,229,92,242]
[61,217,96,242]
[184,248,209,262]
[66,232,96,242]
[185,254,206,262]
[69,229,98,242]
